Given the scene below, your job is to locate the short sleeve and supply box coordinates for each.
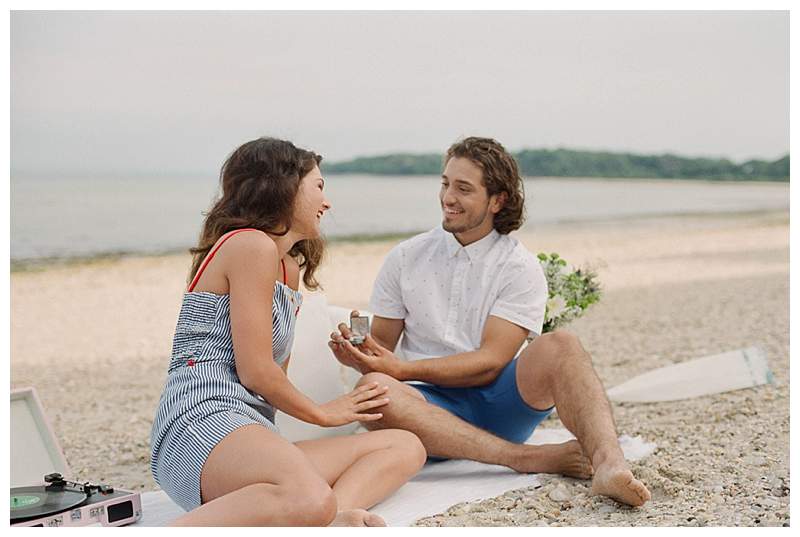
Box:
[489,254,547,337]
[369,244,407,319]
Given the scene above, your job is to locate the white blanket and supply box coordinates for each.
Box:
[134,428,656,527]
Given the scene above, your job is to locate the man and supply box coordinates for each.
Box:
[329,137,650,507]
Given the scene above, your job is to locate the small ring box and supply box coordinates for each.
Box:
[349,316,369,345]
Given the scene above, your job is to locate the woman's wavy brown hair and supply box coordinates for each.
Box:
[188,137,325,290]
[445,137,526,234]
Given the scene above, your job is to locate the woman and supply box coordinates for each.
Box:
[150,137,426,526]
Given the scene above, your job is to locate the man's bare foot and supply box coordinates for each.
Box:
[507,440,594,479]
[590,459,651,507]
[329,509,387,527]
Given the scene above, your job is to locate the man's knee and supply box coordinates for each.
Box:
[355,372,425,425]
[357,372,425,401]
[522,331,592,382]
[534,330,588,361]
[540,329,582,349]
[356,371,396,389]
[517,331,593,407]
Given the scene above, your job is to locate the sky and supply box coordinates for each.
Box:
[10,10,789,175]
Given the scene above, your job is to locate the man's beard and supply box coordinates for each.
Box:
[441,205,490,234]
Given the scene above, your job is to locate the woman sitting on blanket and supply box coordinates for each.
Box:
[150,137,426,526]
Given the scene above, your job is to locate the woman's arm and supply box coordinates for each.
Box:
[224,232,326,424]
[223,233,388,427]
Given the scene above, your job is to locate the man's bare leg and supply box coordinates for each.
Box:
[355,373,593,479]
[516,331,651,507]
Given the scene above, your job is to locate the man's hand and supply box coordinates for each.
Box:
[328,310,406,378]
[328,310,371,373]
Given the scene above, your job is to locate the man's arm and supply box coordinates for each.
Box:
[370,315,404,351]
[394,315,528,386]
[337,315,529,388]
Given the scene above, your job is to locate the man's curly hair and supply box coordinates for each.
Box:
[445,136,526,234]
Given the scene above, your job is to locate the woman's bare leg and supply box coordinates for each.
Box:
[295,429,426,513]
[169,425,337,526]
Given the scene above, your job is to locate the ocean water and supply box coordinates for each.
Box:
[10,173,789,260]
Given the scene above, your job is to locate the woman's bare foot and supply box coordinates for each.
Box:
[329,509,387,527]
[507,440,594,479]
[590,459,651,507]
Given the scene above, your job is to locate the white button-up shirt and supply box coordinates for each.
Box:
[369,226,547,361]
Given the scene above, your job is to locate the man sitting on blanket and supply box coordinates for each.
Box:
[329,136,650,507]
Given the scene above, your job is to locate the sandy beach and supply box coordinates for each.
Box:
[10,210,789,526]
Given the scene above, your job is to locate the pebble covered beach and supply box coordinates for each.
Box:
[10,211,789,526]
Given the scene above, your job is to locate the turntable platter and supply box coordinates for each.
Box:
[10,486,87,521]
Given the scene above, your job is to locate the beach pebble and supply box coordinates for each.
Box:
[548,484,572,502]
[447,504,469,516]
[742,455,767,467]
[757,514,781,527]
[771,486,788,497]
[694,514,708,526]
[758,497,778,508]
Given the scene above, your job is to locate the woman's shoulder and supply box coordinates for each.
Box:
[220,228,276,252]
[219,229,279,269]
[190,229,278,294]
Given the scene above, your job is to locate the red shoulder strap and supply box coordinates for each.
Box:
[281,259,287,285]
[188,228,259,292]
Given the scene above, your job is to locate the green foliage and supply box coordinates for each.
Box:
[326,149,789,181]
[325,153,445,175]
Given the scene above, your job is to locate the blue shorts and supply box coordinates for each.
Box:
[410,358,554,447]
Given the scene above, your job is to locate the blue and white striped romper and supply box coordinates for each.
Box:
[149,229,303,511]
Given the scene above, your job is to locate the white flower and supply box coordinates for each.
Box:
[538,252,602,333]
[546,295,567,321]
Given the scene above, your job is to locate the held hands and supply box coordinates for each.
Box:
[328,310,405,378]
[315,382,389,427]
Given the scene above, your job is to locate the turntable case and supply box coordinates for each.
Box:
[10,387,71,488]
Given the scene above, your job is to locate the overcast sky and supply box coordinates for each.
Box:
[11,11,789,175]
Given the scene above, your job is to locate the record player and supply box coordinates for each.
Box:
[10,387,142,527]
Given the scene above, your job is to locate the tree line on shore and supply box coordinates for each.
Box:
[325,149,789,181]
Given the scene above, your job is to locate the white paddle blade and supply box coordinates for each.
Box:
[607,346,773,403]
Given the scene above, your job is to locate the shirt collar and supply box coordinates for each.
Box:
[443,227,501,262]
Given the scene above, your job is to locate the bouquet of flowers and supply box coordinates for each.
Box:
[538,252,602,333]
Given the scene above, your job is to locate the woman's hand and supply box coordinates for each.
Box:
[314,381,390,427]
